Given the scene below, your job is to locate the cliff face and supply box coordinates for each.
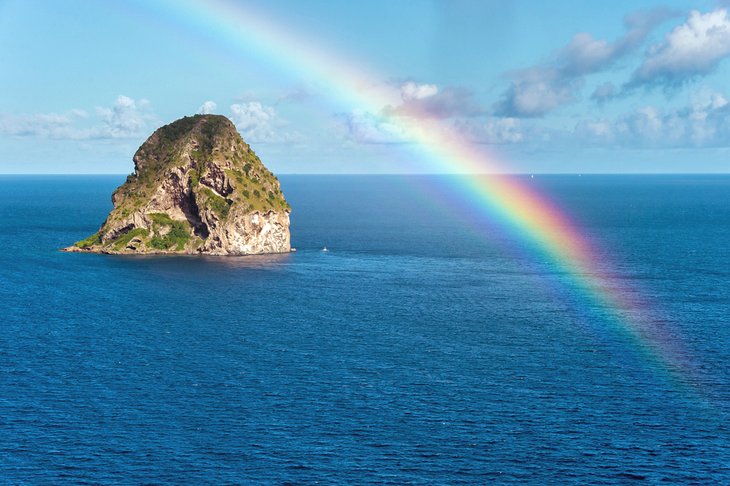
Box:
[66,115,291,255]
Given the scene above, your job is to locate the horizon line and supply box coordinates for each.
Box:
[1,172,729,177]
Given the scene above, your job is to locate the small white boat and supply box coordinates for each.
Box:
[321,246,329,252]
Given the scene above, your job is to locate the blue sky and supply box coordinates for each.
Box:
[1,0,730,173]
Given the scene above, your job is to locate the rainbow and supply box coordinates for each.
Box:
[136,0,701,390]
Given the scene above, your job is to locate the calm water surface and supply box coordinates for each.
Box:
[0,175,728,483]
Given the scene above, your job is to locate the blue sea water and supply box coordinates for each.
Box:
[0,174,728,484]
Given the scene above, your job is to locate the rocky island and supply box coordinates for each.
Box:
[64,114,291,255]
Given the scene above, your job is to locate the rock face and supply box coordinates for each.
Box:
[65,114,291,255]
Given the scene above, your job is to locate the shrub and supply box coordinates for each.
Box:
[149,220,190,250]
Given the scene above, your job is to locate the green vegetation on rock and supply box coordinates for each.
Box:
[148,212,174,225]
[75,232,101,249]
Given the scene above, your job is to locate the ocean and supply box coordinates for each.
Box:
[1,174,728,483]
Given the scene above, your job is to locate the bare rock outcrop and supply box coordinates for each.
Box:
[64,114,291,255]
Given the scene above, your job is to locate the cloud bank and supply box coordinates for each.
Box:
[0,95,154,140]
[575,90,730,147]
[630,9,730,88]
[494,8,675,117]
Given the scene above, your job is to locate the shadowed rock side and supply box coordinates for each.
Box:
[64,114,291,255]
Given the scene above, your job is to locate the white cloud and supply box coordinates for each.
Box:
[631,106,663,139]
[483,118,524,143]
[494,68,581,117]
[687,89,729,143]
[230,101,277,142]
[340,110,411,144]
[229,101,301,143]
[576,119,615,141]
[0,112,81,138]
[561,33,617,75]
[197,101,217,114]
[400,82,438,100]
[631,9,730,86]
[0,96,154,140]
[341,109,528,146]
[95,95,153,138]
[561,9,676,76]
[386,82,483,119]
[455,117,527,144]
[584,107,668,145]
[575,89,730,147]
[495,8,675,116]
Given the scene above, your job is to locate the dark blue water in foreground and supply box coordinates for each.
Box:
[1,175,729,484]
